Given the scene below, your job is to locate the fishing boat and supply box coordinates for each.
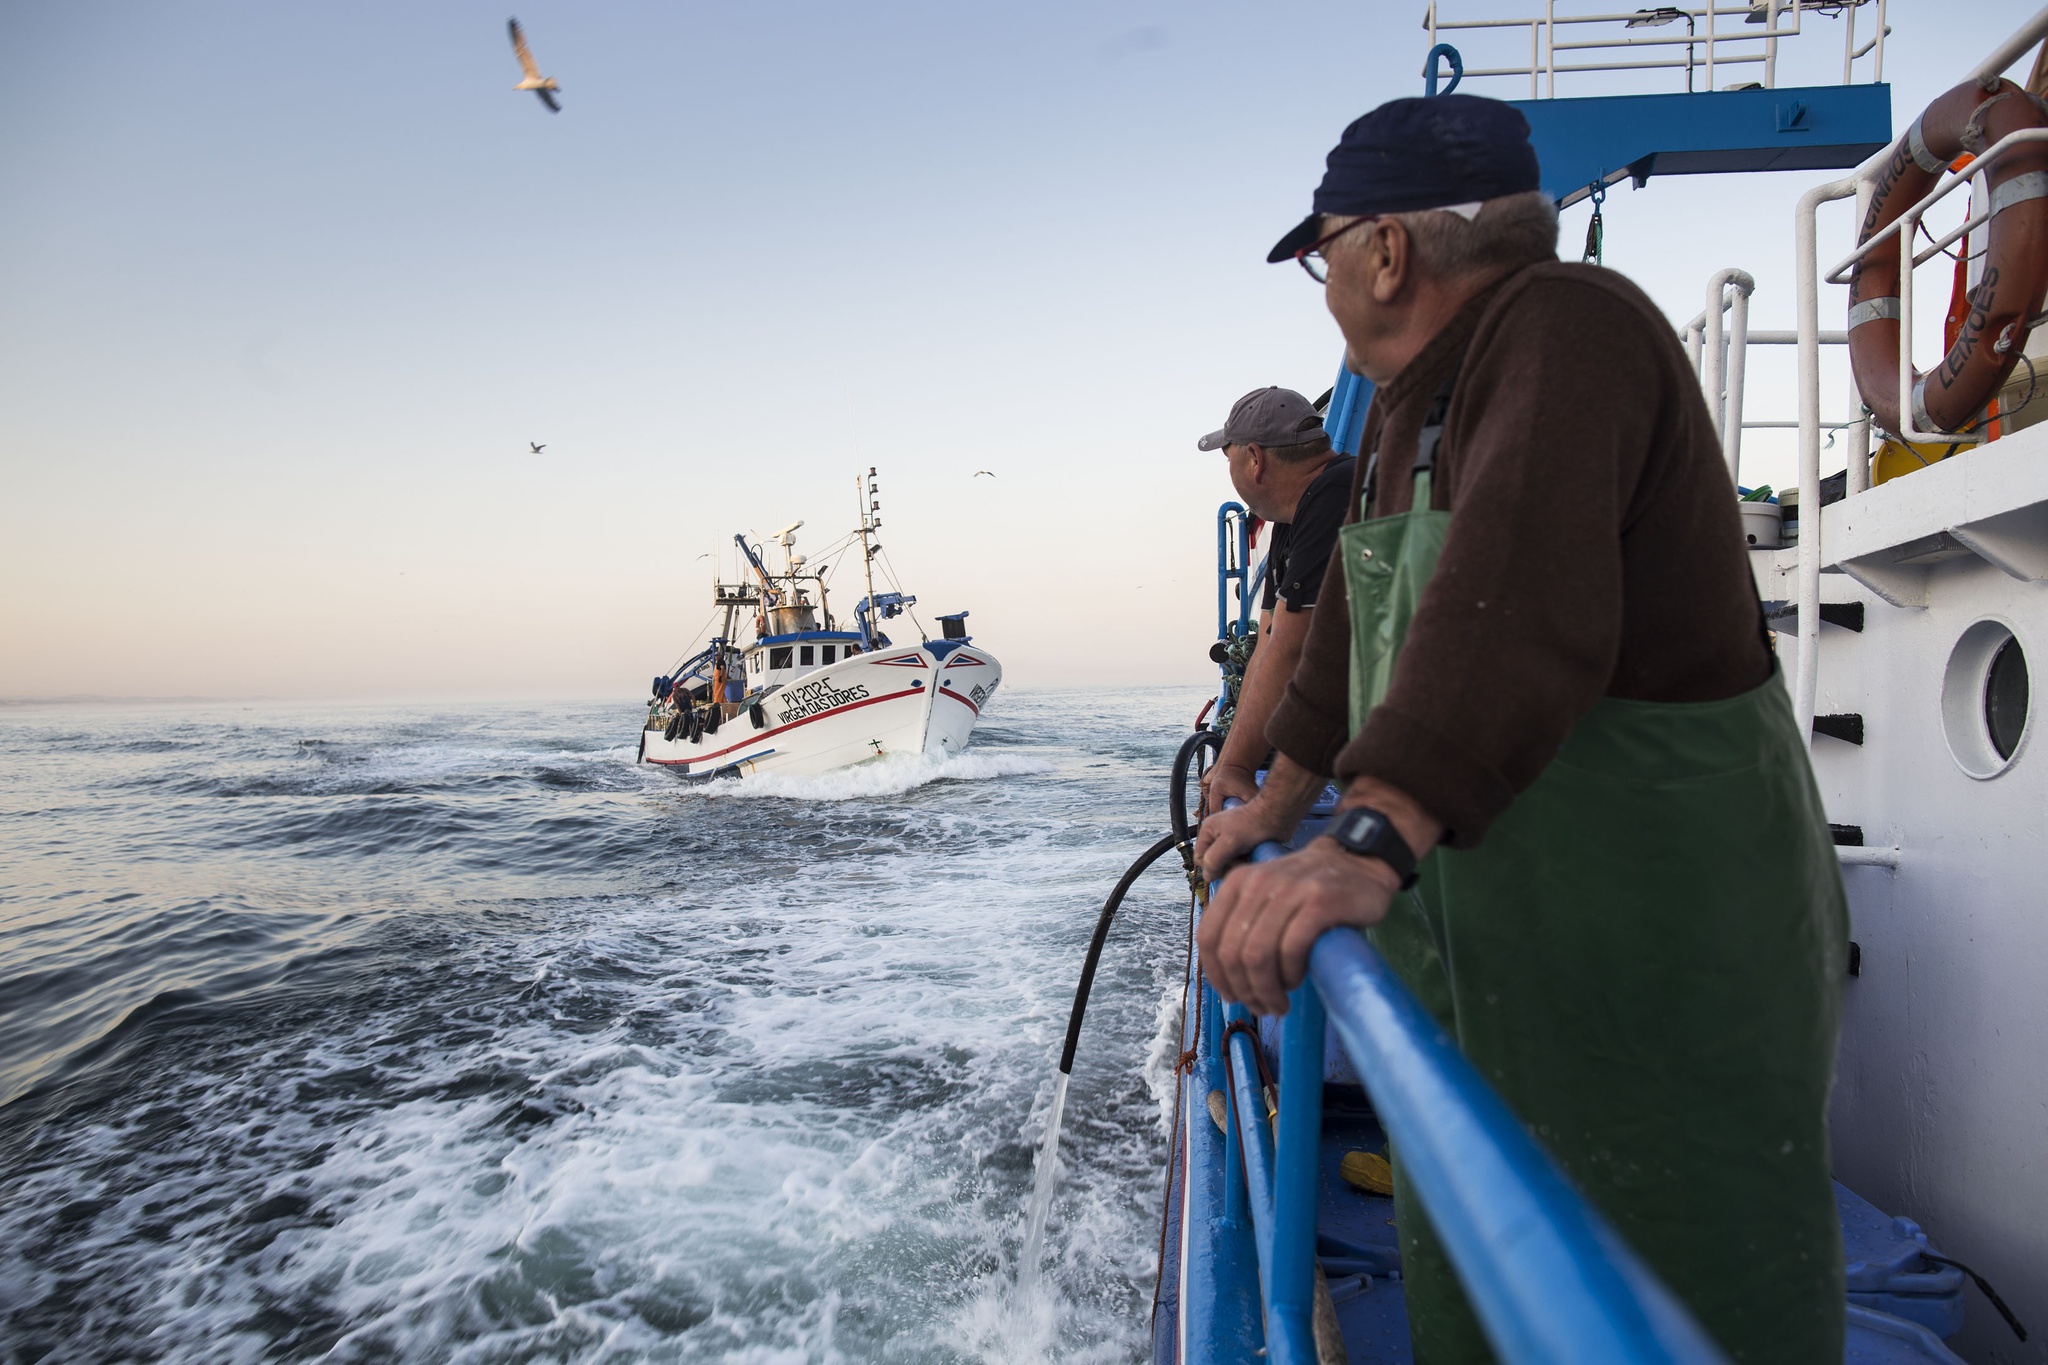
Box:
[637,470,1001,778]
[1046,6,2048,1362]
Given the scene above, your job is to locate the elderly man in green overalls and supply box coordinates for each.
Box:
[1196,93,1848,1364]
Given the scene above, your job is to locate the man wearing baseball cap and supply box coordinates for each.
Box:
[1197,386,1356,808]
[1197,94,1846,1362]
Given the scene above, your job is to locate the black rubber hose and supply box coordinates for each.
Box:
[1169,729,1222,847]
[1058,832,1186,1076]
[1921,1254,2029,1342]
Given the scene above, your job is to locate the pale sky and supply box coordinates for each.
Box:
[2,1,2034,699]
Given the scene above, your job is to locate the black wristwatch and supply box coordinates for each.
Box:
[1326,806,1420,889]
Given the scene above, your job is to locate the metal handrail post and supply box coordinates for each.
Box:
[1216,502,1251,642]
[1306,927,1731,1365]
[1704,301,1725,443]
[1795,175,1860,745]
[1897,191,1920,450]
[1216,984,1252,1227]
[1703,0,1715,90]
[1215,504,1231,642]
[1545,0,1556,96]
[1846,177,1875,494]
[1764,0,1780,87]
[1238,514,1252,635]
[1845,384,1872,494]
[1841,0,1854,85]
[1703,270,1755,450]
[1267,985,1327,1365]
[1723,275,1755,485]
[1224,1006,1280,1268]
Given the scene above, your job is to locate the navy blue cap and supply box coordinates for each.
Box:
[1266,94,1542,263]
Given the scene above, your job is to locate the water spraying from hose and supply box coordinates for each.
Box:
[1016,1070,1069,1293]
[1016,729,1218,1289]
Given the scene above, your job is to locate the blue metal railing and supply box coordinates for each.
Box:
[1215,502,1254,642]
[1200,832,1731,1365]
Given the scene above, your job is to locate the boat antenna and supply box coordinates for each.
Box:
[773,520,804,574]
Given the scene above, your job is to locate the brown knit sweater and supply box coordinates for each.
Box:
[1266,260,1772,847]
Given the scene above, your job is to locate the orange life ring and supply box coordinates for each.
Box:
[1849,78,2048,436]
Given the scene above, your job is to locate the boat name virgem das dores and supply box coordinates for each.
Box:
[776,677,871,724]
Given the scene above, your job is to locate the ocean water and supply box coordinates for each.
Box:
[0,687,1211,1364]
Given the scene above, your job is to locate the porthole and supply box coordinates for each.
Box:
[1941,620,2030,779]
[1986,635,2029,760]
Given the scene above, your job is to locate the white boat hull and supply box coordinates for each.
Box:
[637,644,1001,778]
[1751,420,2048,1357]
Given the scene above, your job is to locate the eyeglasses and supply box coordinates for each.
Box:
[1296,216,1380,284]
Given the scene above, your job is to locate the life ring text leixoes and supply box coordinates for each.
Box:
[1849,78,2048,436]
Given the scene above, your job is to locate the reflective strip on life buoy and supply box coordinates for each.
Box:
[1849,78,2048,436]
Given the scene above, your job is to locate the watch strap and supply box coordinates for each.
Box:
[1329,805,1420,889]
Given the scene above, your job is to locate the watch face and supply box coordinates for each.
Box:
[1333,806,1417,888]
[1340,809,1383,844]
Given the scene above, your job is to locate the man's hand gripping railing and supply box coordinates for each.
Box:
[1211,815,1732,1365]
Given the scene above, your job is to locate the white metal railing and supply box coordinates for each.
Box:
[1680,272,1860,493]
[1421,0,1887,99]
[1782,5,2048,744]
[1823,126,2048,444]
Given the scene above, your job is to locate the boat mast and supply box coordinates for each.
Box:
[856,468,880,644]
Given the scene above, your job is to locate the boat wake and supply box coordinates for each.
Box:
[0,688,1213,1362]
[695,749,1054,802]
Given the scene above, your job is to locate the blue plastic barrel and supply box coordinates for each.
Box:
[1844,1305,1968,1363]
[1837,1183,1966,1340]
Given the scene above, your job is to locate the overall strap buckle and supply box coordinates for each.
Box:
[1412,367,1461,476]
[1363,364,1463,509]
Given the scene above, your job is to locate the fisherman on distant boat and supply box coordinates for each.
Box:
[1195,386,1355,809]
[1195,93,1849,1364]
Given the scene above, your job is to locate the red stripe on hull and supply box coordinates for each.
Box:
[642,685,928,768]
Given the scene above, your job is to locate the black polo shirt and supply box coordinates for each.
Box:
[1260,455,1357,613]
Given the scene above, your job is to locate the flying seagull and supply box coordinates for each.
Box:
[529,442,546,454]
[973,470,995,477]
[508,19,561,112]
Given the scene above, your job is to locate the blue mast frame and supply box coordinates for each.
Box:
[1216,502,1254,644]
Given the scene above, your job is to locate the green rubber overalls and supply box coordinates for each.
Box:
[1339,375,1848,1364]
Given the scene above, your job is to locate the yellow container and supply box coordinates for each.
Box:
[1873,437,1967,487]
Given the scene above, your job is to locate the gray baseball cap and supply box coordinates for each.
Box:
[1197,386,1326,451]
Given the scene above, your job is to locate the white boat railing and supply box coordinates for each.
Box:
[1776,4,2048,743]
[1680,272,1858,493]
[1421,0,1885,99]
[1822,126,2048,445]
